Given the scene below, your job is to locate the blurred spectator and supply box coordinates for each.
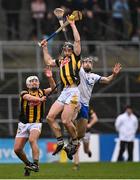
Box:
[112,0,129,40]
[30,0,46,39]
[128,0,140,38]
[1,0,22,40]
[83,10,99,53]
[131,28,140,42]
[115,105,138,161]
[96,0,112,40]
[58,0,75,11]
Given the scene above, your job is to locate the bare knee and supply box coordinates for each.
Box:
[61,118,71,127]
[29,137,36,145]
[47,112,56,123]
[14,146,22,155]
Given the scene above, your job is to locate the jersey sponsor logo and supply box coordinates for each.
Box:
[60,57,70,67]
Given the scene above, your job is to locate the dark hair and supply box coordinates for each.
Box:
[125,105,133,110]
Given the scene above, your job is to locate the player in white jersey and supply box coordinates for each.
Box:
[74,57,122,140]
[65,57,121,160]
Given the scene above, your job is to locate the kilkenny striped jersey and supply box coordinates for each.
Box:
[19,89,45,123]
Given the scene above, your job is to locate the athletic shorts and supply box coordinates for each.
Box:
[77,103,89,119]
[57,87,80,106]
[16,122,42,138]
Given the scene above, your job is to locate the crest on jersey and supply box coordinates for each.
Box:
[86,77,95,86]
[60,57,70,67]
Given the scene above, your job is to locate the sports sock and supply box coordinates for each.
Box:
[25,160,32,166]
[57,136,64,145]
[33,159,39,166]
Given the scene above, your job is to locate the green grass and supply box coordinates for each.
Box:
[0,162,140,179]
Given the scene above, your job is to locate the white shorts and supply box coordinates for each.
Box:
[57,87,80,106]
[16,122,42,138]
[83,132,91,143]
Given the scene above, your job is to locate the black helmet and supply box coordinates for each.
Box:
[62,42,74,50]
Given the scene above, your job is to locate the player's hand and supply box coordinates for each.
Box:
[112,63,122,76]
[40,96,46,102]
[40,39,48,48]
[67,15,75,26]
[44,66,52,77]
[87,124,91,129]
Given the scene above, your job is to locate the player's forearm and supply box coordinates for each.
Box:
[43,47,53,66]
[48,77,56,90]
[23,94,40,102]
[101,74,116,84]
[106,74,116,83]
[88,118,98,128]
[70,24,80,42]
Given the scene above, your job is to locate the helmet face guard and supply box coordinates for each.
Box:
[62,42,74,51]
[82,56,98,64]
[26,76,39,89]
[82,57,93,64]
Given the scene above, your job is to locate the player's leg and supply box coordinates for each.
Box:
[83,133,92,157]
[61,104,78,140]
[62,104,80,159]
[14,137,31,176]
[117,141,126,161]
[14,122,32,165]
[14,122,33,176]
[75,103,89,139]
[127,141,134,161]
[75,118,87,140]
[47,101,64,155]
[47,101,64,138]
[28,124,42,172]
[14,137,29,164]
[73,149,80,170]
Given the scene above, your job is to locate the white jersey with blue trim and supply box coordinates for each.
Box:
[78,67,101,106]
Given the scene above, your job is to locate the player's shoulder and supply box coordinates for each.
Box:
[117,113,125,120]
[38,88,46,95]
[20,90,28,97]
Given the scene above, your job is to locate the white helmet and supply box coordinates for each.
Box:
[26,76,39,89]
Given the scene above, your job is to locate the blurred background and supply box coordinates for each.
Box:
[0,0,140,163]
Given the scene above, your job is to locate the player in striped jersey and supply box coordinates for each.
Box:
[14,67,56,176]
[40,16,81,157]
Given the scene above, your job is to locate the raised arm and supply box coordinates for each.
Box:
[40,39,56,67]
[43,66,57,95]
[67,16,81,56]
[100,63,122,84]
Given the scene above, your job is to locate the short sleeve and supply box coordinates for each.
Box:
[20,90,28,97]
[92,73,102,83]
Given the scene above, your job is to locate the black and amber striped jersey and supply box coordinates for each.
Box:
[56,53,81,87]
[19,89,46,123]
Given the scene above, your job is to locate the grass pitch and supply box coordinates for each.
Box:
[0,162,140,179]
